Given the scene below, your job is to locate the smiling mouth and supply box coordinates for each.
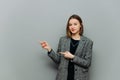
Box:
[71,29,75,31]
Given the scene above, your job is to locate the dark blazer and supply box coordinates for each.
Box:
[48,36,93,80]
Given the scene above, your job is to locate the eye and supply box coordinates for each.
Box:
[74,23,77,25]
[69,23,72,26]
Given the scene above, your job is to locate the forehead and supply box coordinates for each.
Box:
[69,18,79,23]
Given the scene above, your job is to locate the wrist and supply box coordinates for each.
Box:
[48,48,52,52]
[70,55,75,62]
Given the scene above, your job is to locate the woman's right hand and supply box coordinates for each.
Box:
[40,41,52,52]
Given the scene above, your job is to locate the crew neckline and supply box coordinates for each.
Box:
[71,38,80,41]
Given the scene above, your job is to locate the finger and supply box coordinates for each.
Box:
[65,51,70,54]
[65,51,69,53]
[40,41,47,45]
[59,52,65,55]
[39,41,44,44]
[41,41,48,45]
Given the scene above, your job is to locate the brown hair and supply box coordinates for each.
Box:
[66,14,84,38]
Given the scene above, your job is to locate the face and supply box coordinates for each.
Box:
[68,18,81,35]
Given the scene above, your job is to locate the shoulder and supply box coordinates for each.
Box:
[59,36,69,40]
[58,36,70,42]
[82,36,93,43]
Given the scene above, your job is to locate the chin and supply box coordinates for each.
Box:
[71,32,77,35]
[71,31,79,35]
[71,31,77,34]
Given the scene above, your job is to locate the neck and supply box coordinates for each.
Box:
[71,34,81,40]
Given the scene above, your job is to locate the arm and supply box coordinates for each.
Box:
[48,37,63,64]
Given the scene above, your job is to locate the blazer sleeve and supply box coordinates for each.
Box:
[71,40,93,68]
[48,37,62,64]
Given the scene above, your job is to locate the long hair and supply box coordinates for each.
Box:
[66,14,84,38]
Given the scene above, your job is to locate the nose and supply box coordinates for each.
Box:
[71,25,75,29]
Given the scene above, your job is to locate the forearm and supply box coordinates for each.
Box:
[48,49,61,64]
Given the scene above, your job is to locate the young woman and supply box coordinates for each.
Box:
[40,14,93,80]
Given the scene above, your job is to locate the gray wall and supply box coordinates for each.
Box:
[0,0,120,80]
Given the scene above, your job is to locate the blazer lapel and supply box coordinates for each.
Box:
[65,37,70,51]
[63,36,86,55]
[75,36,86,55]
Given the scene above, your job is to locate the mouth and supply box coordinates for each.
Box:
[71,29,76,32]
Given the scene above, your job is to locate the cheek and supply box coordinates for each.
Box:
[77,27,80,30]
[77,25,81,30]
[68,26,72,30]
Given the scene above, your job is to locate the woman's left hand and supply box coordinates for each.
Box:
[59,51,75,59]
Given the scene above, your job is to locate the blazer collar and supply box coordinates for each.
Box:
[65,36,86,55]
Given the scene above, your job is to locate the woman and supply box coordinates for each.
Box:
[40,14,93,80]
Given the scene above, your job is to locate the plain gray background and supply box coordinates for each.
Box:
[0,0,120,80]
